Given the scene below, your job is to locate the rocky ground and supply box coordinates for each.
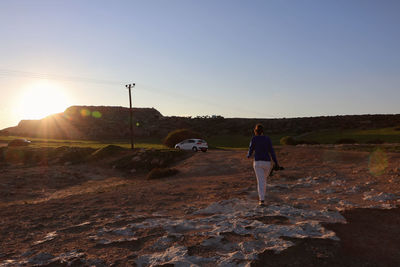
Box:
[1,145,400,266]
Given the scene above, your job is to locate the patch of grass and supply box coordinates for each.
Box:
[2,126,398,150]
[207,133,289,149]
[296,127,400,144]
[0,136,166,149]
[207,135,250,149]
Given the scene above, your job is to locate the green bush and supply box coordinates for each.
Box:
[280,136,297,146]
[147,167,179,179]
[163,129,202,148]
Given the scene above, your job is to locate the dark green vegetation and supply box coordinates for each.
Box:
[1,126,400,150]
[2,106,400,146]
[297,127,400,145]
[280,136,298,146]
[206,133,293,149]
[163,129,202,148]
[207,127,400,148]
[208,127,400,148]
[278,127,400,146]
[1,103,400,150]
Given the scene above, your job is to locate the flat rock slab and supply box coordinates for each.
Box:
[128,198,346,266]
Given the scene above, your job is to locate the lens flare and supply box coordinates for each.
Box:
[80,109,91,117]
[369,148,388,176]
[63,113,72,120]
[92,111,102,118]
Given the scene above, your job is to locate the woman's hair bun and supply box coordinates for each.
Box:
[254,124,264,135]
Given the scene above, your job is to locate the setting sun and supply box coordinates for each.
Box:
[16,81,71,120]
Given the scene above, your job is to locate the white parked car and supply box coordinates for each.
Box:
[175,139,208,152]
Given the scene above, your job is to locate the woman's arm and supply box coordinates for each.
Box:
[247,137,255,158]
[267,137,278,165]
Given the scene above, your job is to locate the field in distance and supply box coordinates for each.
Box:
[0,126,399,150]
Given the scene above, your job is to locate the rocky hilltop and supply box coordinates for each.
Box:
[1,106,163,140]
[1,106,400,140]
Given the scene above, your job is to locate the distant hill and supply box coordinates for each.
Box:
[1,105,400,140]
[1,106,163,140]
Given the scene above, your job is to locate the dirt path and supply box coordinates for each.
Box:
[1,146,400,266]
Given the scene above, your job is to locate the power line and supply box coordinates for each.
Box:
[0,68,122,86]
[0,68,277,118]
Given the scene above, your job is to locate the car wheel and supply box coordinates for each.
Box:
[192,147,198,152]
[176,146,180,150]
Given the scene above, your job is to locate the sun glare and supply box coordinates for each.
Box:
[17,81,71,120]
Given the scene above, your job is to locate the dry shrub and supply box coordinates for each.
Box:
[163,129,202,148]
[147,167,179,179]
[280,136,297,146]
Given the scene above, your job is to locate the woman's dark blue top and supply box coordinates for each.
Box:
[247,135,278,164]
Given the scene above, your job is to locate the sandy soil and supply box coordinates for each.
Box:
[1,146,400,266]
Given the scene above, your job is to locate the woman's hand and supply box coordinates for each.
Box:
[273,164,284,171]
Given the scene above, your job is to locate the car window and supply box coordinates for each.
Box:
[199,140,206,143]
[188,140,195,143]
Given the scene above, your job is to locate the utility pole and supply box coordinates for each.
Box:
[125,83,135,150]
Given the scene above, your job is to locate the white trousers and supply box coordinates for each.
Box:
[253,161,271,201]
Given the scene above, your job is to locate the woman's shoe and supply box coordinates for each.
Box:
[258,200,265,207]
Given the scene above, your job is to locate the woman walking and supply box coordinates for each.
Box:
[247,124,279,206]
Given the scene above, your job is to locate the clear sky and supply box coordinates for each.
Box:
[1,0,399,129]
